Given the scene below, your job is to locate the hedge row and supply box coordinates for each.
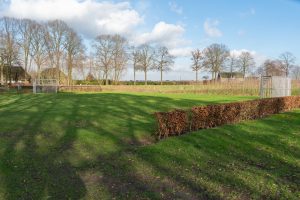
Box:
[155,96,300,139]
[59,85,102,92]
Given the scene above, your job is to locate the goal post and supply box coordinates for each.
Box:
[260,76,291,98]
[33,79,58,94]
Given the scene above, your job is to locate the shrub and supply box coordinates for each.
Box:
[155,109,189,139]
[155,96,300,139]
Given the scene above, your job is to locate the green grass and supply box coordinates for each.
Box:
[0,92,299,199]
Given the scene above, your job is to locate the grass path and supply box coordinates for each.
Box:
[0,93,299,199]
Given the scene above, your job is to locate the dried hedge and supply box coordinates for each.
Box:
[59,85,102,92]
[154,96,300,139]
[155,109,189,139]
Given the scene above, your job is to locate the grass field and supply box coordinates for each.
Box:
[0,92,299,199]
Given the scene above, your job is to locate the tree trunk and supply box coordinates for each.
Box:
[113,67,117,85]
[68,66,72,86]
[160,67,163,85]
[196,70,198,83]
[5,65,9,86]
[133,65,136,85]
[0,64,3,85]
[105,72,108,85]
[56,60,60,84]
[144,70,147,85]
[8,65,12,84]
[67,55,72,86]
[24,56,28,81]
[24,50,30,81]
[37,64,41,80]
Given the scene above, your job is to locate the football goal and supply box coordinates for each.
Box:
[260,76,291,98]
[33,79,58,94]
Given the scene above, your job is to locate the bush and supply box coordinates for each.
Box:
[155,109,189,139]
[155,96,300,139]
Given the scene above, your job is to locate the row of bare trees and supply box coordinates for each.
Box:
[0,16,175,86]
[190,44,256,82]
[1,16,299,86]
[0,17,85,86]
[132,45,174,85]
[91,37,175,85]
[257,52,299,79]
[190,44,299,82]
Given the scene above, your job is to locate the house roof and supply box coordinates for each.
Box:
[219,72,244,78]
[3,65,31,78]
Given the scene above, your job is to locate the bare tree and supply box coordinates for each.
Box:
[155,46,175,85]
[111,35,128,84]
[263,59,285,76]
[137,44,155,85]
[0,33,5,85]
[130,46,140,85]
[17,18,35,79]
[30,23,48,80]
[279,52,295,77]
[93,35,115,85]
[237,51,255,79]
[228,53,238,78]
[64,27,84,86]
[0,17,20,84]
[191,49,203,83]
[85,53,101,83]
[203,44,230,80]
[292,65,300,80]
[46,20,68,81]
[72,48,86,83]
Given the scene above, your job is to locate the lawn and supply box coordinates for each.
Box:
[0,92,299,199]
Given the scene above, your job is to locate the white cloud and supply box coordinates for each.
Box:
[204,18,222,37]
[2,0,143,38]
[169,47,192,57]
[1,0,192,59]
[231,49,266,65]
[134,21,188,48]
[169,2,183,15]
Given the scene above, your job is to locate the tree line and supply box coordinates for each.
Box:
[190,44,300,82]
[91,37,175,85]
[0,16,175,86]
[0,17,85,85]
[1,16,299,87]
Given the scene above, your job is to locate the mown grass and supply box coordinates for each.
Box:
[0,92,299,199]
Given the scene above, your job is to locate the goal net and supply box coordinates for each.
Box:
[260,76,291,98]
[33,79,58,93]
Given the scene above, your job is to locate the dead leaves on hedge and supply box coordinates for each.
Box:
[155,96,300,139]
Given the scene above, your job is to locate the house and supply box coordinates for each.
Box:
[40,68,68,85]
[2,65,31,84]
[218,72,244,82]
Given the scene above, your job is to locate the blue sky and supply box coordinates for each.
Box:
[130,0,300,58]
[0,0,299,80]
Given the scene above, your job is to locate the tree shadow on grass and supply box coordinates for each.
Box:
[132,111,300,199]
[0,95,86,199]
[1,93,298,199]
[78,110,300,199]
[1,92,226,199]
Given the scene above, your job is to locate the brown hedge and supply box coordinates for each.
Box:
[155,96,300,139]
[155,109,189,139]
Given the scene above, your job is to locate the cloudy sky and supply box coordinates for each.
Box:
[0,0,300,81]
